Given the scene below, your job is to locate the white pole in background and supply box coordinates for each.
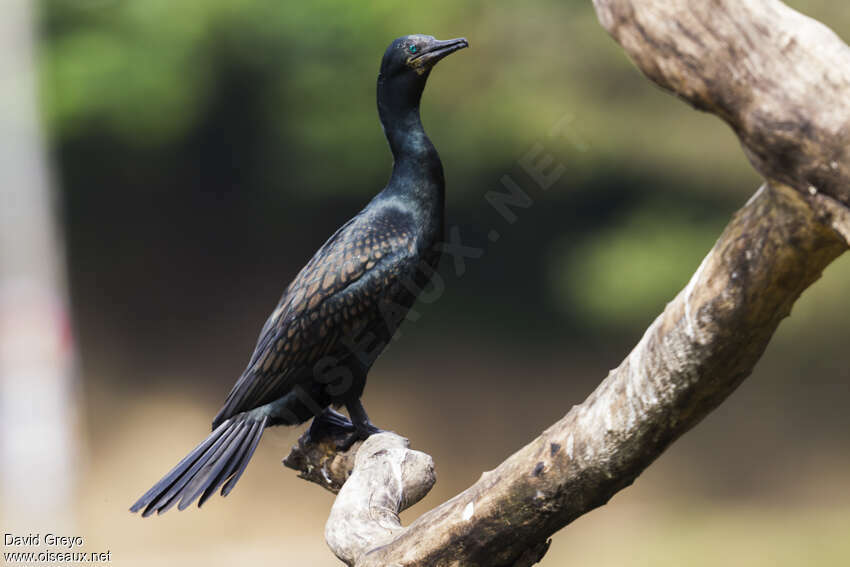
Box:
[0,0,78,531]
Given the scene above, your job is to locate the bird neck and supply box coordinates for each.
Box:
[383,107,431,161]
[377,78,445,216]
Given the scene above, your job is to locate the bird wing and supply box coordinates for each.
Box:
[212,205,419,425]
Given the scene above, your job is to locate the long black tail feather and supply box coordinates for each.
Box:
[129,414,268,516]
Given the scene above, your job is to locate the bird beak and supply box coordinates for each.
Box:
[410,37,469,73]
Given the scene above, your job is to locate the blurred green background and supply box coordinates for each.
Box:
[32,0,850,564]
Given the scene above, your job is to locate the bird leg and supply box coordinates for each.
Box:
[336,400,383,451]
[306,407,355,444]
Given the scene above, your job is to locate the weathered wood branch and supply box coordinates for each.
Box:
[288,182,846,566]
[592,0,850,224]
[284,1,850,565]
[284,425,439,564]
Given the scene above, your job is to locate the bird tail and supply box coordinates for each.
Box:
[129,413,268,517]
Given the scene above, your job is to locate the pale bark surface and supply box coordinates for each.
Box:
[591,0,850,239]
[284,1,850,565]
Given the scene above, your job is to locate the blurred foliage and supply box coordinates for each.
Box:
[39,0,765,195]
[38,0,850,341]
[549,204,726,329]
[776,253,850,344]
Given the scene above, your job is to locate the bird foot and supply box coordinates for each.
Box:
[306,408,355,445]
[335,423,384,452]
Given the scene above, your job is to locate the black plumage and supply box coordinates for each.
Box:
[130,34,467,516]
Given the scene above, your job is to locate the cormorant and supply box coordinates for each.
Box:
[130,34,468,516]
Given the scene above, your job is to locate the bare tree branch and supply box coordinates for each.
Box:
[324,434,435,565]
[284,1,850,565]
[285,430,439,565]
[592,0,850,222]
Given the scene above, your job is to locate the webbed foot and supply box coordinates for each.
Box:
[335,399,384,451]
[306,407,355,444]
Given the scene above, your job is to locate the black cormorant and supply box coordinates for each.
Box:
[130,34,468,516]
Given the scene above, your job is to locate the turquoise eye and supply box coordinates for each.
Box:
[408,45,417,54]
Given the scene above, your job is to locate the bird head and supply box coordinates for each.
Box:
[380,35,469,81]
[376,35,468,132]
